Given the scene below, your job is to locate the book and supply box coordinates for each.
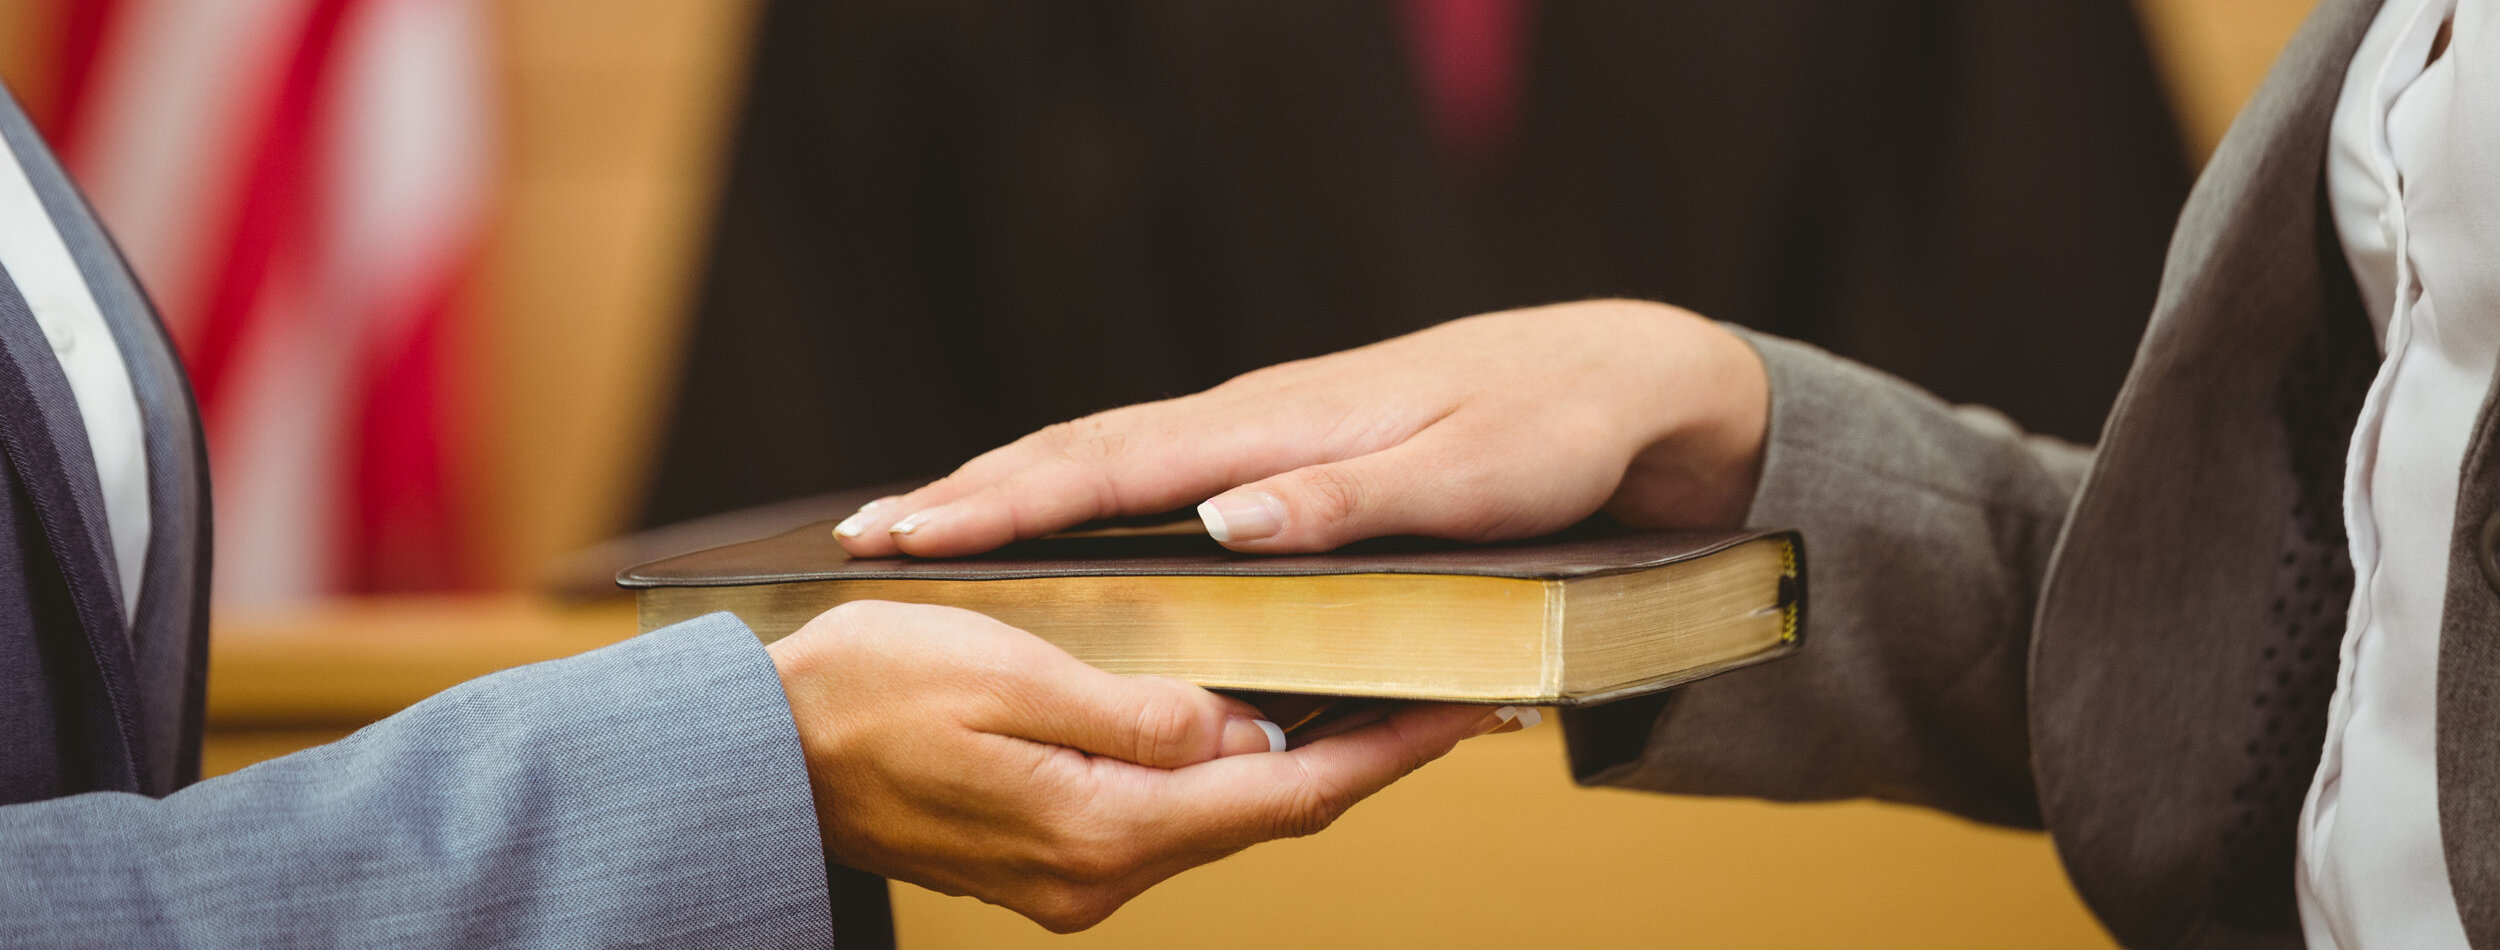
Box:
[619,521,1805,706]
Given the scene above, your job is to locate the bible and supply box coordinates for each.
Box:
[620,521,1804,706]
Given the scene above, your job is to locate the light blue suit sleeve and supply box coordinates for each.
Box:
[0,612,836,948]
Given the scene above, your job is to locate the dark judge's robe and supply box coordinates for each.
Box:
[641,0,2191,528]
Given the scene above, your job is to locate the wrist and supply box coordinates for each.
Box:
[766,633,846,848]
[1606,309,1768,529]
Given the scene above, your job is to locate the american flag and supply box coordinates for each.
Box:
[40,0,494,603]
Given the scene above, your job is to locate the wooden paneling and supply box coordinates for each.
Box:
[2136,0,2323,160]
[206,595,640,727]
[0,1,59,119]
[461,0,762,586]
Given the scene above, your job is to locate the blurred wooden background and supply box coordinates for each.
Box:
[0,0,2319,946]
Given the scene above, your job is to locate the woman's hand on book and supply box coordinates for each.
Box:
[769,599,1502,932]
[831,298,1767,557]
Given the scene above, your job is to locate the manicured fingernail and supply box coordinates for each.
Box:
[1223,716,1289,755]
[1254,720,1286,753]
[832,498,898,539]
[1471,705,1542,737]
[1198,491,1286,542]
[1471,706,1517,737]
[889,509,938,536]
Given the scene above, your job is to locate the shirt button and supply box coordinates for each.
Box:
[39,318,75,355]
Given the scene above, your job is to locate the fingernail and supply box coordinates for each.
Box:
[1471,706,1519,737]
[1255,719,1286,753]
[1198,491,1286,542]
[1223,716,1289,755]
[832,498,898,539]
[1470,705,1542,737]
[889,508,940,537]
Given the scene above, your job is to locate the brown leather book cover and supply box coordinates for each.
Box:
[619,519,1802,589]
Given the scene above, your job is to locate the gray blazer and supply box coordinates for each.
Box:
[1569,0,2500,947]
[0,90,841,946]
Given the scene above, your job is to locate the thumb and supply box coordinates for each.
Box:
[1155,702,1494,850]
[991,661,1287,767]
[1194,434,1475,553]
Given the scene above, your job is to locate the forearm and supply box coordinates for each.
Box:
[1568,330,2091,828]
[0,614,833,947]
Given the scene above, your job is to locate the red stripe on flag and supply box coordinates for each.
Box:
[186,0,356,413]
[43,0,125,153]
[346,254,474,592]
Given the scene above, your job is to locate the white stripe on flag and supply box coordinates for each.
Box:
[72,0,315,339]
[209,0,492,604]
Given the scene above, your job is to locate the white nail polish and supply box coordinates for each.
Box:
[1197,500,1233,542]
[889,511,933,536]
[1254,720,1287,754]
[1493,706,1519,725]
[835,498,899,539]
[1512,707,1543,730]
[1198,491,1285,543]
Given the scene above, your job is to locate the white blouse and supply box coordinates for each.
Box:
[2303,0,2499,945]
[0,128,150,625]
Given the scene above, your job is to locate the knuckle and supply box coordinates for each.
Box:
[1129,691,1206,766]
[1274,792,1337,840]
[1274,770,1355,840]
[1028,419,1138,517]
[1036,419,1126,464]
[1292,465,1368,525]
[1033,420,1087,451]
[1386,714,1444,774]
[1076,430,1132,466]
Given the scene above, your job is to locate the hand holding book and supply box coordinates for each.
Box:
[767,599,1510,932]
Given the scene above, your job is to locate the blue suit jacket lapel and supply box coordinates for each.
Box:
[0,89,212,794]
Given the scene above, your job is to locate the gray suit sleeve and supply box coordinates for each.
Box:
[0,612,837,948]
[1565,330,2091,828]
